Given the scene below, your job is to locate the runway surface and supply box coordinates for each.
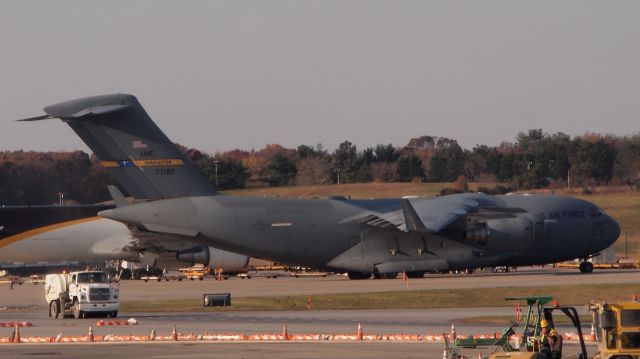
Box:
[1,267,638,308]
[1,307,534,337]
[0,268,615,358]
[0,342,596,359]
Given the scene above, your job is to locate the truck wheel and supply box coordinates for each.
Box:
[112,310,118,318]
[49,300,60,319]
[72,300,82,319]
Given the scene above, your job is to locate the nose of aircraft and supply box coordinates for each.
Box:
[605,214,621,247]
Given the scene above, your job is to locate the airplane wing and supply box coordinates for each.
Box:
[352,194,525,233]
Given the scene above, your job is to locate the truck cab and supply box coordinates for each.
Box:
[591,301,640,359]
[45,271,119,319]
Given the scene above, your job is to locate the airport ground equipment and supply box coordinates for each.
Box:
[589,300,640,358]
[180,265,210,280]
[44,271,119,319]
[446,296,589,359]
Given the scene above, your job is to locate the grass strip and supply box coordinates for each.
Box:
[120,283,640,312]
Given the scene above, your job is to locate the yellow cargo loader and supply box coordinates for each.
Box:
[589,300,640,359]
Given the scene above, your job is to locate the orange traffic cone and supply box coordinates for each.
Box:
[282,323,289,340]
[171,325,178,341]
[356,323,363,341]
[88,325,94,342]
[13,323,21,343]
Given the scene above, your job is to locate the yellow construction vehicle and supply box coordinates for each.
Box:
[589,300,640,359]
[446,296,589,359]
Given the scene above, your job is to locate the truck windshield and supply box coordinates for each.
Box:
[77,272,108,283]
[621,310,640,327]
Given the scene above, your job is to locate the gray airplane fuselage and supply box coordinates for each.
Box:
[101,192,619,275]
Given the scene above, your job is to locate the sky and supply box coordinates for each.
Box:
[1,1,639,154]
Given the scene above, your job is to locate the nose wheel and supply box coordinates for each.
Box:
[579,261,593,273]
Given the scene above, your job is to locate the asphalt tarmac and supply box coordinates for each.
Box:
[2,307,527,337]
[0,268,630,358]
[0,342,598,359]
[2,267,638,308]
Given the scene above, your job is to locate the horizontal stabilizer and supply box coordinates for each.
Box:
[17,114,53,122]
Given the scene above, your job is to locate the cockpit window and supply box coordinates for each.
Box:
[589,206,604,218]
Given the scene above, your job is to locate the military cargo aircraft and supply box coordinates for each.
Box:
[21,94,621,279]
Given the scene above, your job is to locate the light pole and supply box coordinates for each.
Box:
[213,160,219,187]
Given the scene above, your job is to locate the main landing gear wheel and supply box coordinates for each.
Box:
[373,272,398,279]
[347,272,371,280]
[579,261,594,273]
[406,271,425,278]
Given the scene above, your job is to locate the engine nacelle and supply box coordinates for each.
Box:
[176,246,249,272]
[466,223,489,246]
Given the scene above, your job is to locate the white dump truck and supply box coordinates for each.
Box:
[44,271,119,319]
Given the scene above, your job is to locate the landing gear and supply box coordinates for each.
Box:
[347,272,371,280]
[373,272,398,279]
[579,261,593,273]
[119,269,132,280]
[406,271,425,279]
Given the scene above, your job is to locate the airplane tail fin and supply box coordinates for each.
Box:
[21,94,215,199]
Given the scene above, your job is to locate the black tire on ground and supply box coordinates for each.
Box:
[119,269,132,280]
[112,311,118,318]
[406,271,426,278]
[49,300,60,319]
[347,272,371,280]
[579,261,594,273]
[374,272,398,279]
[72,300,81,319]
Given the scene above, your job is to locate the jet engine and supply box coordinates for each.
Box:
[466,222,489,246]
[176,246,249,272]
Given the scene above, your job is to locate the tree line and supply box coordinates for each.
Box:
[1,129,639,205]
